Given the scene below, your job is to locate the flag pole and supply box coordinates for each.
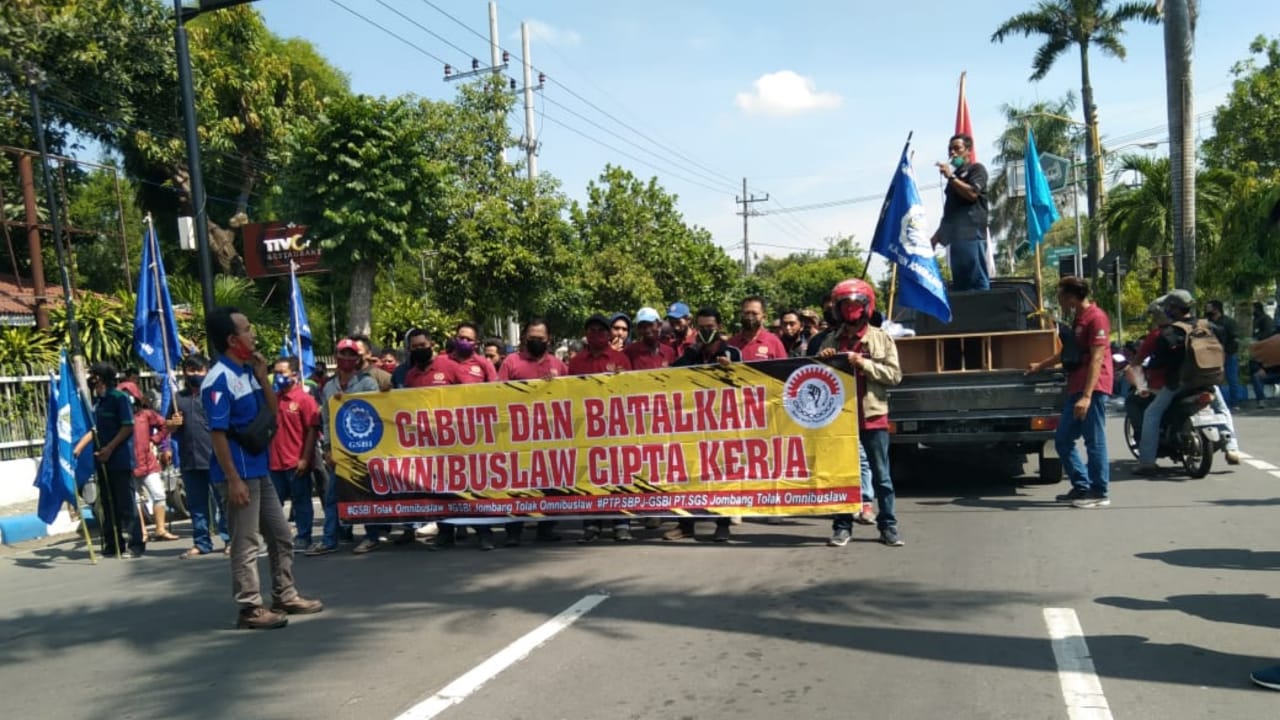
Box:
[862,131,914,280]
[887,265,899,321]
[145,213,176,414]
[1026,123,1047,328]
[291,260,303,362]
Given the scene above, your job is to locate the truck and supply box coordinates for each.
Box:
[885,278,1068,482]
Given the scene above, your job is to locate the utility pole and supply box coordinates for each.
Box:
[1161,0,1197,291]
[17,155,50,329]
[520,22,539,180]
[736,178,768,276]
[174,0,219,330]
[488,1,507,166]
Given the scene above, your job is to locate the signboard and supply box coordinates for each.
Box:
[330,358,862,523]
[1039,153,1070,192]
[240,221,324,278]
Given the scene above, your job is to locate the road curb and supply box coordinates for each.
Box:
[0,507,90,546]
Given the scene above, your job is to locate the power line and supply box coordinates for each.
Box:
[539,114,735,196]
[759,184,943,215]
[371,0,488,61]
[327,0,451,66]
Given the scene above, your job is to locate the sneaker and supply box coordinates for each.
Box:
[415,522,438,539]
[293,538,312,552]
[124,549,145,559]
[352,538,381,554]
[1072,494,1111,509]
[662,525,693,541]
[1225,449,1241,465]
[712,524,731,543]
[614,525,633,542]
[1250,664,1280,691]
[879,528,904,547]
[237,606,288,630]
[304,543,337,556]
[578,527,601,544]
[729,516,743,526]
[272,596,324,615]
[828,529,852,547]
[1055,487,1089,503]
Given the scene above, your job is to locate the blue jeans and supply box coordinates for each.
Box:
[1250,365,1280,402]
[1056,391,1110,496]
[270,468,314,545]
[1220,354,1245,406]
[321,464,342,548]
[1209,387,1239,452]
[863,429,895,530]
[184,469,228,554]
[833,437,877,532]
[948,230,990,292]
[1139,387,1177,465]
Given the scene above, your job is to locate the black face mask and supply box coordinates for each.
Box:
[525,338,549,357]
[409,347,433,368]
[697,328,719,346]
[184,375,202,389]
[740,317,760,331]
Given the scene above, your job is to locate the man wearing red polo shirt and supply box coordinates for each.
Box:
[497,318,567,382]
[568,314,632,542]
[729,296,788,362]
[411,322,498,551]
[625,307,675,371]
[664,302,695,356]
[410,322,497,388]
[269,356,320,551]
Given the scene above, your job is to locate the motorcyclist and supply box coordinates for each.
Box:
[1135,290,1240,474]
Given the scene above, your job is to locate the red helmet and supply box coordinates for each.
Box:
[830,278,876,321]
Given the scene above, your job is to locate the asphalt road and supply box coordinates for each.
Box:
[2,408,1278,720]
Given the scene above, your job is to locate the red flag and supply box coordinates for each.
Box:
[955,71,976,163]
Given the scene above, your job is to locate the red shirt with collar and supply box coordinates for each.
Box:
[1068,302,1114,396]
[497,351,568,381]
[729,328,788,362]
[269,382,320,471]
[414,353,498,387]
[567,348,632,376]
[838,328,890,431]
[1136,328,1166,390]
[625,340,676,371]
[664,332,696,357]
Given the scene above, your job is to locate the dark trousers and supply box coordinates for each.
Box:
[948,229,990,292]
[99,467,144,556]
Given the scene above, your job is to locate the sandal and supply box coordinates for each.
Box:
[180,547,207,559]
[155,532,180,542]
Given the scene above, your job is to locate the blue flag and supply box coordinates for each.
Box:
[1024,128,1061,250]
[870,146,952,323]
[281,262,316,379]
[134,226,182,415]
[34,352,95,523]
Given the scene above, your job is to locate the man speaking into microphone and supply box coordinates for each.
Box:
[930,134,990,292]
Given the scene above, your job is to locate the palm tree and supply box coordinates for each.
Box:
[1102,154,1230,290]
[989,93,1078,266]
[992,0,1161,276]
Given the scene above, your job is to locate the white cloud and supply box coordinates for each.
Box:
[515,19,581,48]
[734,71,842,116]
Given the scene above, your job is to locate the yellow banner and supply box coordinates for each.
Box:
[331,358,860,522]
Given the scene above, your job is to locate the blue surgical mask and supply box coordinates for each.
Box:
[273,376,294,393]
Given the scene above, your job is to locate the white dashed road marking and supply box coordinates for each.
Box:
[1245,459,1277,471]
[394,594,609,720]
[1044,608,1114,720]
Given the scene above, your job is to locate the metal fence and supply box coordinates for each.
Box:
[0,371,165,462]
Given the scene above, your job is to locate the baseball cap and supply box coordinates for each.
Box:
[336,338,361,353]
[583,314,610,330]
[666,302,691,319]
[635,307,660,324]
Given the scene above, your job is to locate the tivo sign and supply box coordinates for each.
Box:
[241,221,325,278]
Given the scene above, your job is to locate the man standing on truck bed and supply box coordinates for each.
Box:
[1029,277,1113,508]
[931,133,990,292]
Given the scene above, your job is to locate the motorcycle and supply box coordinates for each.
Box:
[1123,388,1229,479]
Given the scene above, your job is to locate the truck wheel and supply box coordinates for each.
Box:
[1038,456,1063,484]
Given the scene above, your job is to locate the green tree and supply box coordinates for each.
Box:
[1202,35,1280,180]
[64,162,144,294]
[1101,154,1230,277]
[747,235,865,314]
[570,165,742,322]
[282,93,450,336]
[1198,178,1280,298]
[992,0,1161,274]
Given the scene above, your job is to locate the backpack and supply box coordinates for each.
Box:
[1172,320,1225,388]
[1057,321,1083,372]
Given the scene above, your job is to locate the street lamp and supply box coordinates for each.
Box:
[173,0,257,344]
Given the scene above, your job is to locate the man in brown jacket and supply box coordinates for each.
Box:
[817,279,904,547]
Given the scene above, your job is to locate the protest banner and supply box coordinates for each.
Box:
[330,358,861,522]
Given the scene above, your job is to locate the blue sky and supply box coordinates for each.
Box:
[255,0,1279,273]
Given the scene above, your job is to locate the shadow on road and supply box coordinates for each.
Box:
[1097,593,1280,631]
[1135,548,1280,571]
